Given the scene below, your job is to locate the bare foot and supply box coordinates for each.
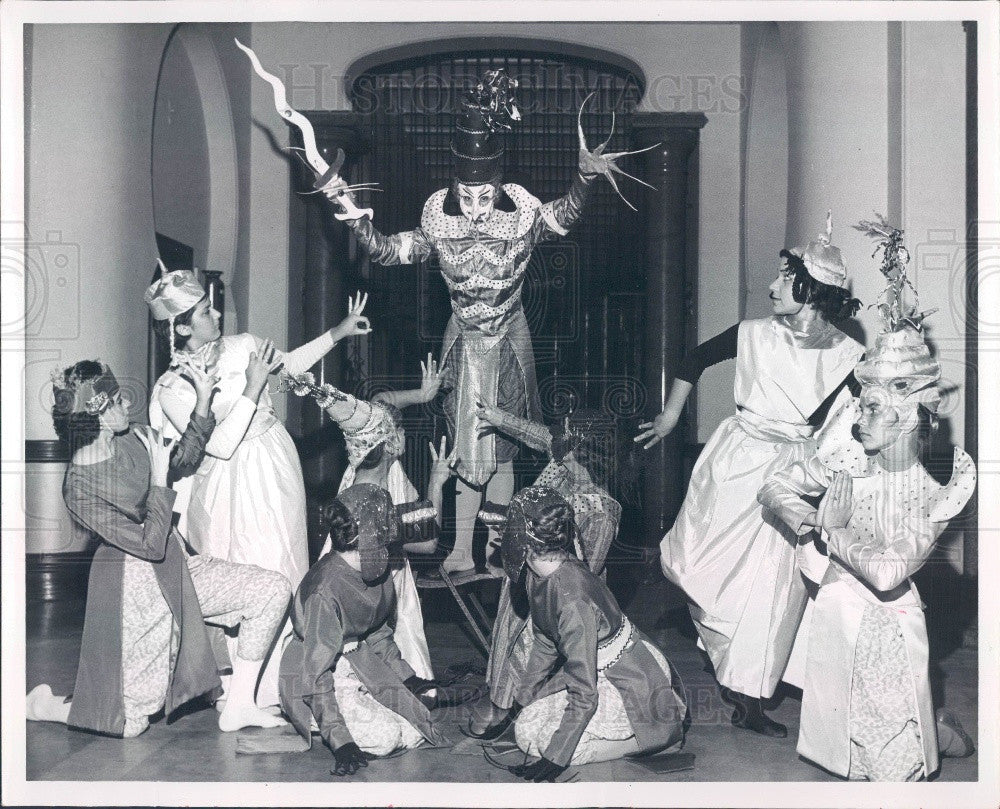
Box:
[218,704,288,732]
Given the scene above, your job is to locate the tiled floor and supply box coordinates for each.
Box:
[24,572,978,783]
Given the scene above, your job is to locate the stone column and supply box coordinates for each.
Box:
[632,112,707,546]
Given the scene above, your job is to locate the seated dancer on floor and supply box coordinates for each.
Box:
[297,364,449,681]
[484,486,686,781]
[758,219,977,782]
[279,483,450,777]
[465,406,621,738]
[636,214,864,737]
[27,360,290,737]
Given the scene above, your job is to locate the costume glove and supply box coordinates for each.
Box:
[331,742,374,776]
[510,756,568,783]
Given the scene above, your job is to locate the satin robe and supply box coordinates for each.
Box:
[661,316,863,698]
[515,557,686,767]
[758,447,976,779]
[279,552,445,753]
[347,177,591,485]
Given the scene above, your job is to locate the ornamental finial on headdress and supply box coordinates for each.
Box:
[465,69,521,136]
[852,213,937,333]
[852,215,942,410]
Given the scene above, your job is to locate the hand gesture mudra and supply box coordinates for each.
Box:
[136,426,176,487]
[818,471,854,531]
[335,291,372,337]
[577,92,660,212]
[419,353,443,402]
[175,358,220,402]
[244,338,284,402]
[428,435,459,481]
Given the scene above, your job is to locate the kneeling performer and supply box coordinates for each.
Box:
[279,484,448,777]
[498,486,687,781]
[27,360,290,737]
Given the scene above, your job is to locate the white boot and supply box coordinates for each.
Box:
[26,684,71,724]
[217,656,287,732]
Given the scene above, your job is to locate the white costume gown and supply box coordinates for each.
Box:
[660,316,864,699]
[149,331,335,705]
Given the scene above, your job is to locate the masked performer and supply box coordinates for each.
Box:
[636,216,864,736]
[145,270,370,707]
[279,483,449,776]
[488,486,685,780]
[321,72,652,576]
[26,361,290,736]
[466,406,621,738]
[758,220,976,781]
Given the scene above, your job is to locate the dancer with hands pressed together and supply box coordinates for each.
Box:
[758,219,977,780]
[146,269,371,708]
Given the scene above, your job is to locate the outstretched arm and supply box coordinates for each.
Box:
[373,354,442,410]
[634,324,739,449]
[535,170,595,241]
[475,402,553,455]
[268,292,372,377]
[321,182,434,266]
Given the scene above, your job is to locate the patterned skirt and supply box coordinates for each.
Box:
[847,604,924,781]
[333,653,424,756]
[514,625,672,765]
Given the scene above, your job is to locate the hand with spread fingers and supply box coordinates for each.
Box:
[634,409,679,450]
[331,741,376,777]
[175,359,220,418]
[333,291,372,339]
[428,435,459,486]
[818,470,854,531]
[509,756,568,783]
[577,92,660,212]
[418,353,443,403]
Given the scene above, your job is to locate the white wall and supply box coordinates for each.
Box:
[777,21,968,449]
[24,22,250,553]
[26,24,172,438]
[24,24,171,553]
[900,22,967,447]
[245,22,744,426]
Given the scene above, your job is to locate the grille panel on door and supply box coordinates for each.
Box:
[350,50,646,507]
